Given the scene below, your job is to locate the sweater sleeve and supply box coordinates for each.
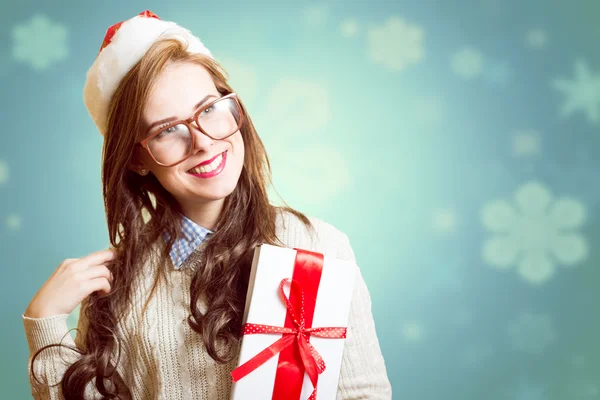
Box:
[22,298,101,399]
[335,232,393,399]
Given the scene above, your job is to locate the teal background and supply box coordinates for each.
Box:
[2,0,600,398]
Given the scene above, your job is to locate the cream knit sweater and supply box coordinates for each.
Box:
[22,211,392,399]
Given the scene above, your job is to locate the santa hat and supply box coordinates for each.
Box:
[83,10,214,137]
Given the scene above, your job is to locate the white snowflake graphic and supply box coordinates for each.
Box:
[0,160,8,185]
[269,146,351,205]
[401,321,423,342]
[264,77,331,136]
[508,312,557,355]
[340,18,359,38]
[432,208,458,233]
[552,59,600,125]
[12,14,68,71]
[526,28,548,49]
[513,130,541,157]
[367,16,424,71]
[217,57,259,108]
[303,4,330,25]
[6,213,21,230]
[481,181,588,284]
[451,47,484,79]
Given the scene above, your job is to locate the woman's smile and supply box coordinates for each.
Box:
[186,150,227,178]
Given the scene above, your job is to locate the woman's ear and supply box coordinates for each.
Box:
[128,148,150,176]
[128,162,149,176]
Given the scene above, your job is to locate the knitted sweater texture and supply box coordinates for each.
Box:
[22,211,392,399]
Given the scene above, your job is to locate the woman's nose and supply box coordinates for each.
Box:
[191,125,215,150]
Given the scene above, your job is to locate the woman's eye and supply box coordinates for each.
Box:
[200,106,214,117]
[156,125,177,138]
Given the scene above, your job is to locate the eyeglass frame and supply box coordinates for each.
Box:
[137,92,244,168]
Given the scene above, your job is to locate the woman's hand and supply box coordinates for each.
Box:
[24,248,116,319]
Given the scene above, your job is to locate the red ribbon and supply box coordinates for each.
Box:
[231,249,347,400]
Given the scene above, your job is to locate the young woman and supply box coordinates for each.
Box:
[22,10,392,399]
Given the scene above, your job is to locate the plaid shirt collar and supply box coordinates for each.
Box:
[163,214,213,269]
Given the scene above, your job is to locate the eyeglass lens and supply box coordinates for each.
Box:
[148,97,241,165]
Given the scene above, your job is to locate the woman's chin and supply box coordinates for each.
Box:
[191,185,237,202]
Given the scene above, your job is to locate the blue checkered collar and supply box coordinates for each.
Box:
[163,214,213,269]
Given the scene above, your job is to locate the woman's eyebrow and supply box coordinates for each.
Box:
[146,94,218,131]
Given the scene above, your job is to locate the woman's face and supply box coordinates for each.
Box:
[135,62,245,214]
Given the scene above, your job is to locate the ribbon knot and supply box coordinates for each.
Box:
[231,277,347,400]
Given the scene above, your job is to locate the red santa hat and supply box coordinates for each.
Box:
[83,10,214,136]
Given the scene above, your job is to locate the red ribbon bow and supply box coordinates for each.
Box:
[231,265,347,400]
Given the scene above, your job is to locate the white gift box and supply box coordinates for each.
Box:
[231,244,357,400]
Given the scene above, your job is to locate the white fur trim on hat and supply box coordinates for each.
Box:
[83,14,213,136]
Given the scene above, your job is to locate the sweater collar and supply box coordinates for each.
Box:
[163,214,213,269]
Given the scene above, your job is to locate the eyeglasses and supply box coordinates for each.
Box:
[138,93,244,167]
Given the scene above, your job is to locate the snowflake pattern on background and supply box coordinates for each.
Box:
[367,16,424,71]
[340,18,359,38]
[3,3,600,398]
[6,213,21,230]
[11,14,68,70]
[525,28,549,49]
[451,47,484,79]
[508,312,557,355]
[481,181,588,284]
[552,59,600,125]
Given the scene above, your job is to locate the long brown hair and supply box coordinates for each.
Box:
[30,37,314,399]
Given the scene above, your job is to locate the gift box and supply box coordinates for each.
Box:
[230,244,357,400]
